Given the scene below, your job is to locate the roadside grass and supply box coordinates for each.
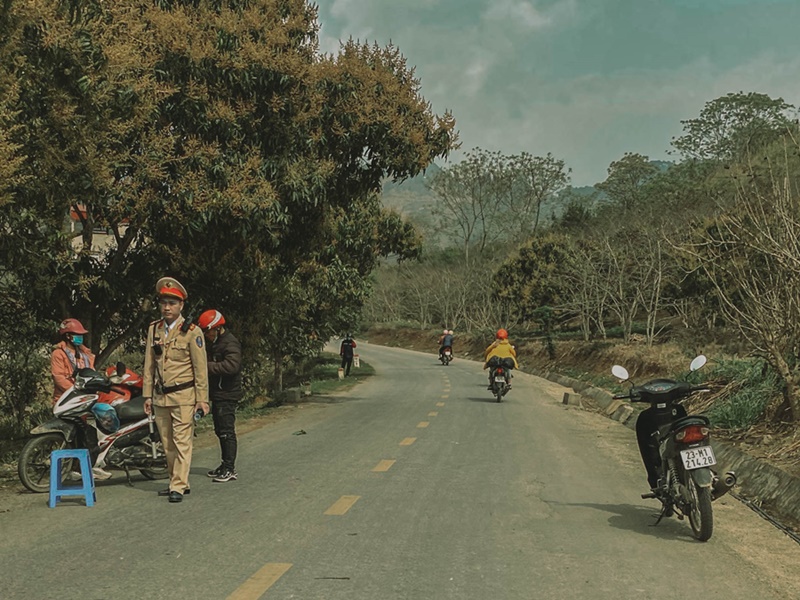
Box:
[307,353,376,395]
[705,357,780,430]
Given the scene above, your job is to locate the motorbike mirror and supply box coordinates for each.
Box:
[689,355,707,372]
[116,361,126,377]
[611,365,629,381]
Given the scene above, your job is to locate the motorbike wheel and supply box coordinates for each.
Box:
[687,481,714,541]
[18,433,71,493]
[139,467,169,480]
[495,387,503,403]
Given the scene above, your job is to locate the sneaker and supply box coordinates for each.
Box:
[92,467,113,480]
[207,464,224,478]
[213,469,237,483]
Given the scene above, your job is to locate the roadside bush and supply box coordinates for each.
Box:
[0,346,50,459]
[707,358,780,429]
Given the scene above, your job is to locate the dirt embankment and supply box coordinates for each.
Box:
[363,324,800,481]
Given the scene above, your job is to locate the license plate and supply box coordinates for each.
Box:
[680,446,717,470]
[444,351,451,355]
[494,377,505,383]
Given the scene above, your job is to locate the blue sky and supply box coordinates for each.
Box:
[316,0,800,185]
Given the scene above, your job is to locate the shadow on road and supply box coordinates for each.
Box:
[550,501,699,543]
[466,395,511,403]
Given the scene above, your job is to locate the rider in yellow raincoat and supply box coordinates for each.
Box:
[484,329,518,389]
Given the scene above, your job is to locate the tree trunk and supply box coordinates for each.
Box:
[768,350,800,422]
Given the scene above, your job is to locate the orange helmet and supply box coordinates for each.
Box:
[198,309,225,331]
[58,318,88,335]
[496,328,508,340]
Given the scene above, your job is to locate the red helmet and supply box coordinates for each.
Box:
[58,318,88,335]
[496,328,508,340]
[198,309,225,331]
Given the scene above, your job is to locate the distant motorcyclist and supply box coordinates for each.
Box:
[484,329,518,389]
[438,329,454,359]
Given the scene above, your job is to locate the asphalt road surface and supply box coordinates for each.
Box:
[1,342,799,600]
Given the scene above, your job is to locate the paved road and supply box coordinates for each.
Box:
[1,342,799,599]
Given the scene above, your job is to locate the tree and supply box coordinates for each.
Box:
[680,138,800,422]
[1,0,456,381]
[493,233,573,323]
[672,92,796,162]
[595,153,659,212]
[429,148,504,262]
[499,152,570,240]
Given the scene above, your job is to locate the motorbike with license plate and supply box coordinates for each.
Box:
[18,363,168,493]
[439,346,453,366]
[487,356,514,402]
[611,355,736,542]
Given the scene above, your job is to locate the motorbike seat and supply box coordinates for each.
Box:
[670,415,710,432]
[115,396,147,422]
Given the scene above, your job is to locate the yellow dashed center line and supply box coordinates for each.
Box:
[324,495,361,515]
[436,402,445,407]
[417,421,430,428]
[226,563,292,600]
[400,437,417,446]
[428,411,438,417]
[372,459,396,472]
[440,394,449,399]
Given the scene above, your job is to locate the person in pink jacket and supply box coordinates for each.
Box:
[51,318,95,403]
[50,318,112,480]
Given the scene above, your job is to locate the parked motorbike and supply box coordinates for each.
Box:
[611,355,736,541]
[439,346,453,366]
[487,356,514,402]
[18,363,168,493]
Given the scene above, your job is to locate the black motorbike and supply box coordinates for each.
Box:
[487,356,514,402]
[611,355,736,541]
[18,364,167,493]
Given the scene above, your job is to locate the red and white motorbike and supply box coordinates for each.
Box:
[18,363,168,493]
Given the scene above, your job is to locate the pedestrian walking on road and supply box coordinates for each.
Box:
[198,309,242,483]
[340,333,357,376]
[143,277,209,503]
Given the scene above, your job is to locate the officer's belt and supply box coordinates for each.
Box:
[157,380,195,395]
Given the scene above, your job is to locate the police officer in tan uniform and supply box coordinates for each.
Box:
[143,277,209,503]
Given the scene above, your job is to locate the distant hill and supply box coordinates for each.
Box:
[381,166,441,233]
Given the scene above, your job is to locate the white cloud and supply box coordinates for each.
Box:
[483,0,552,30]
[462,57,493,97]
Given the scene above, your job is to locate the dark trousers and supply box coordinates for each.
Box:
[341,355,353,376]
[635,404,687,488]
[212,400,238,470]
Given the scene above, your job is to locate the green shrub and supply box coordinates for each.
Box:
[706,358,780,429]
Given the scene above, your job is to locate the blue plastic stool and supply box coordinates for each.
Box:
[48,449,96,508]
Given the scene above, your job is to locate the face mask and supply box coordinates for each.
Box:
[71,335,84,345]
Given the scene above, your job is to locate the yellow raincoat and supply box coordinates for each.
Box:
[483,339,518,369]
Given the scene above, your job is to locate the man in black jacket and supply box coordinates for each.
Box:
[198,309,242,483]
[340,333,357,376]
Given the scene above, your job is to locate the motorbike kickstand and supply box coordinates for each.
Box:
[122,465,135,487]
[652,502,671,525]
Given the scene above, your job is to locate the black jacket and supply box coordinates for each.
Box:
[206,330,242,402]
[340,338,356,358]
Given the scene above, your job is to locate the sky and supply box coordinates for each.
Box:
[315,0,800,186]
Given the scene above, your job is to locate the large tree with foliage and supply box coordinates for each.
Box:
[672,91,796,162]
[0,0,456,408]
